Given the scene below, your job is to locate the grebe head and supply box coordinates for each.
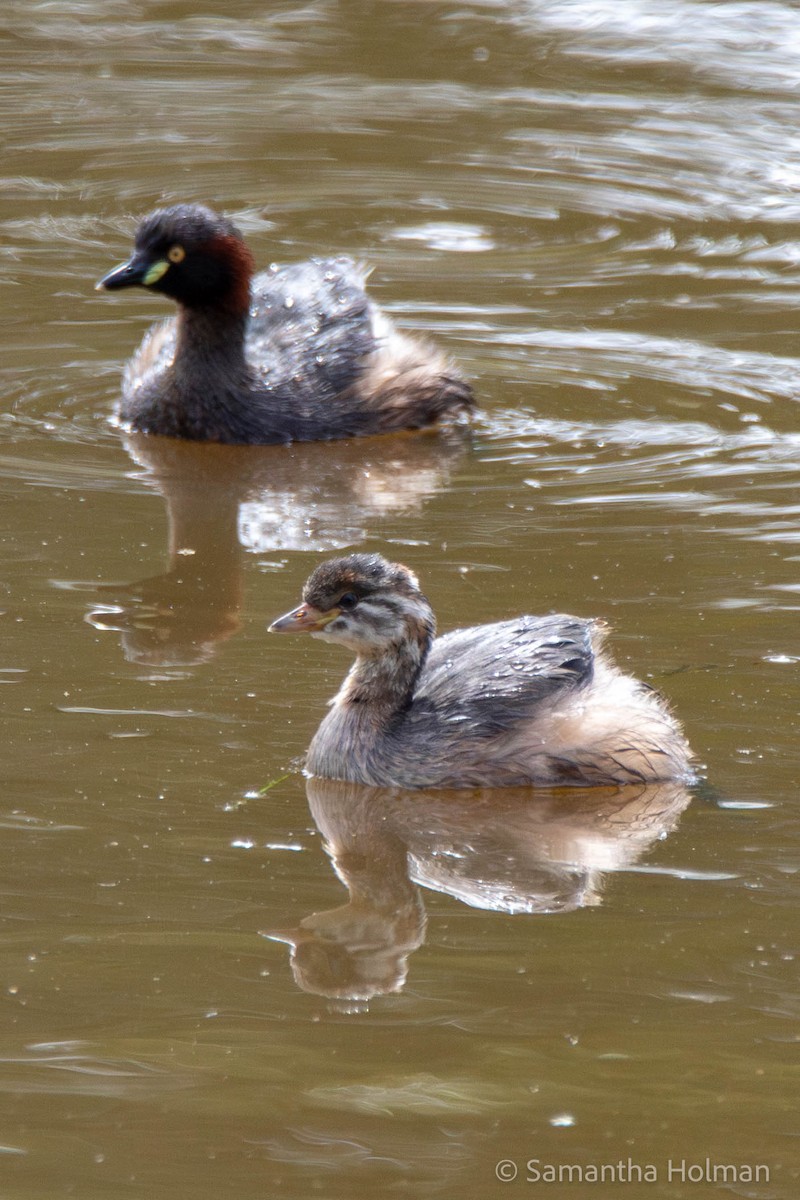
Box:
[269,553,434,656]
[97,203,254,312]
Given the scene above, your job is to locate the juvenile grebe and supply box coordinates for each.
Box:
[269,554,695,789]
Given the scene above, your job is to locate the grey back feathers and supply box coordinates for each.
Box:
[413,615,596,737]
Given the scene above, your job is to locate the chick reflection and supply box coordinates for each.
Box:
[87,429,466,667]
[265,777,691,1002]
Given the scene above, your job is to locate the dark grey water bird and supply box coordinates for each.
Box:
[97,203,473,444]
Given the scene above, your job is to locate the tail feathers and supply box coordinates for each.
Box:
[355,330,474,430]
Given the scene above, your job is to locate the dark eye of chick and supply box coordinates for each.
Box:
[338,592,359,610]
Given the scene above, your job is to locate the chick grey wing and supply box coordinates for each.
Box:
[246,257,377,403]
[410,615,597,738]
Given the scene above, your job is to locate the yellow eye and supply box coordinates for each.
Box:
[167,244,185,264]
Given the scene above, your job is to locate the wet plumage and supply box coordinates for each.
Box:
[97,203,473,444]
[269,553,696,789]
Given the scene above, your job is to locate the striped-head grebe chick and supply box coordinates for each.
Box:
[269,554,695,789]
[97,204,473,444]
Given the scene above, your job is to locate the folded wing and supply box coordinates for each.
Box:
[411,614,598,739]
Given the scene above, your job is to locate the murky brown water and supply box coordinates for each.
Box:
[2,1,799,1197]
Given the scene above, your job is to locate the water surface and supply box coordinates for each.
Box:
[2,1,799,1197]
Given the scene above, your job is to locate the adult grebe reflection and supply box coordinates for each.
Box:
[86,430,466,666]
[263,777,692,1002]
